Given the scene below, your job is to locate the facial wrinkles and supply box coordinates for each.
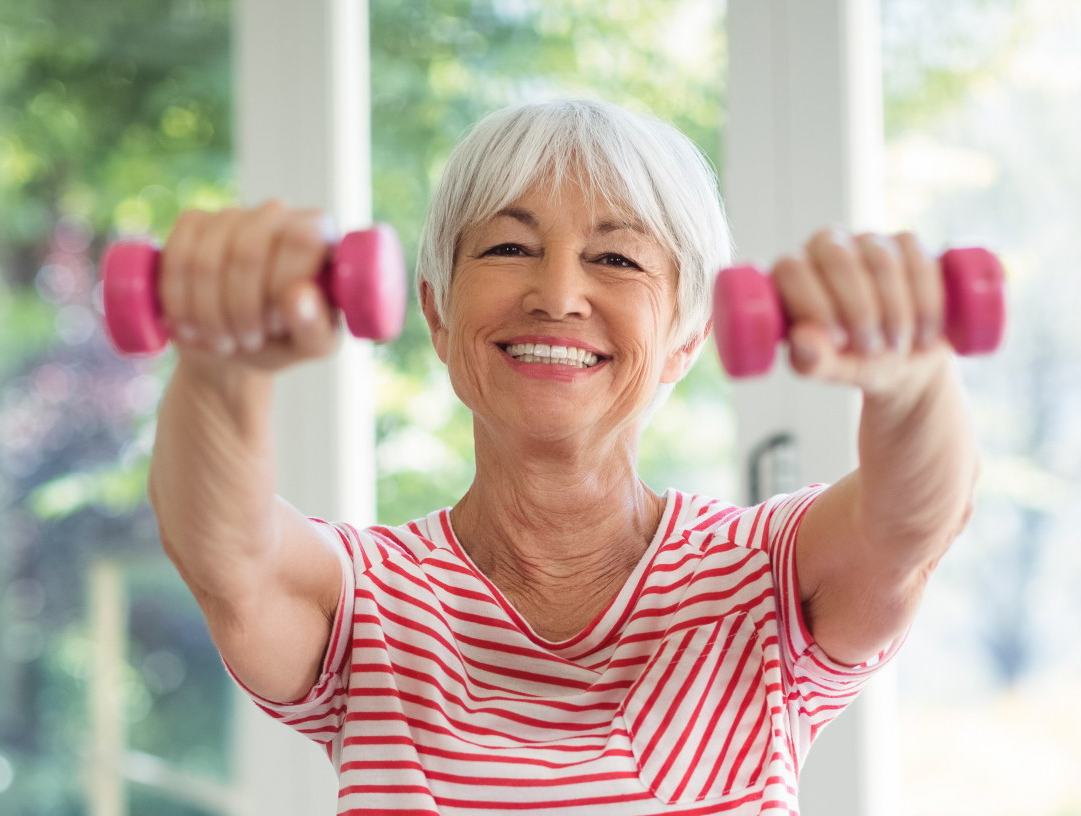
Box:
[445,191,680,423]
[445,276,502,410]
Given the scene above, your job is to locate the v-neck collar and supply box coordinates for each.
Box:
[425,488,684,661]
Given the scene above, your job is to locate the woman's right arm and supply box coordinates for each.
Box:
[148,202,347,704]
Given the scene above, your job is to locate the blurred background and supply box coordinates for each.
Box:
[0,0,1078,813]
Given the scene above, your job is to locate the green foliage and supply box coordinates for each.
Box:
[0,286,55,378]
[0,3,233,812]
[0,0,233,265]
[881,0,1024,135]
[27,459,149,520]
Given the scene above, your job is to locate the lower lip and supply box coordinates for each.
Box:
[501,352,607,381]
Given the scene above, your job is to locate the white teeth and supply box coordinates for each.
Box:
[505,343,601,367]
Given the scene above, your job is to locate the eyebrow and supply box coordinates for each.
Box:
[494,207,539,228]
[595,217,648,236]
[493,207,648,236]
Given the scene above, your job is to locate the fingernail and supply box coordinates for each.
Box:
[887,325,911,352]
[856,326,886,354]
[176,323,198,343]
[792,338,820,368]
[213,335,237,357]
[267,309,286,337]
[318,212,339,243]
[830,324,849,349]
[918,317,941,349]
[240,331,264,352]
[296,291,319,324]
[826,227,853,247]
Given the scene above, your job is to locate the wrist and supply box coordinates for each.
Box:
[171,355,275,438]
[861,347,954,416]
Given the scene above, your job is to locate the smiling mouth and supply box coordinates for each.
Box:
[500,342,605,368]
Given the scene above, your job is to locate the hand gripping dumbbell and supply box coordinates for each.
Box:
[712,246,1006,378]
[100,224,407,355]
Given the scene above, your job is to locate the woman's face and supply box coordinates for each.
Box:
[423,177,701,447]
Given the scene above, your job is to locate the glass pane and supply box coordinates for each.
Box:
[0,2,234,813]
[881,1,1081,813]
[370,0,735,525]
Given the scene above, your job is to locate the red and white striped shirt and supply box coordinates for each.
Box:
[235,487,901,814]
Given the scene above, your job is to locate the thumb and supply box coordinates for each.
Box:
[787,323,842,378]
[281,279,340,359]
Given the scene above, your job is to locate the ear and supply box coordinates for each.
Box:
[660,320,712,384]
[419,281,449,364]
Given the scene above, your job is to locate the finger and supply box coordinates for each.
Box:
[806,229,885,355]
[160,209,210,344]
[854,233,913,352]
[188,207,245,355]
[223,200,288,353]
[267,211,331,334]
[772,254,846,372]
[280,279,339,359]
[895,231,943,350]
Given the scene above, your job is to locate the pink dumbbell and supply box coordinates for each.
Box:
[713,246,1006,377]
[101,224,407,355]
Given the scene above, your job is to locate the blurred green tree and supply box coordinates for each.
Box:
[1,3,233,813]
[1,0,1040,813]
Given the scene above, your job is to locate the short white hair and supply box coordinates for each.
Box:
[416,98,732,351]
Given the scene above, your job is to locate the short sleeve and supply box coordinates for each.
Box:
[729,486,906,757]
[223,519,356,759]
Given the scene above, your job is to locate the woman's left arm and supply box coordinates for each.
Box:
[775,229,980,666]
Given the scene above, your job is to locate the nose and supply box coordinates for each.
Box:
[522,250,592,321]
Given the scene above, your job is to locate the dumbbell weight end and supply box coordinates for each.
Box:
[713,246,1006,378]
[101,241,170,356]
[101,225,407,356]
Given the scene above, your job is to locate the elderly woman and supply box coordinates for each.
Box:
[149,99,976,814]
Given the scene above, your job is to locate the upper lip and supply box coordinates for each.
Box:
[497,335,610,357]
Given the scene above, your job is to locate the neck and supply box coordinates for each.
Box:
[450,422,665,638]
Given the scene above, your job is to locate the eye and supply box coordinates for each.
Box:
[481,243,531,258]
[593,252,641,270]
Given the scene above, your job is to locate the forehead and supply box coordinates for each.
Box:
[477,176,658,240]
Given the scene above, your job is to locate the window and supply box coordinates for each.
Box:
[881,1,1081,812]
[3,2,733,813]
[0,2,234,813]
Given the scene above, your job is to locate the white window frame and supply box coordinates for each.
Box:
[230,0,375,812]
[725,3,899,815]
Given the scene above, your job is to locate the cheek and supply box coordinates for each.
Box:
[612,280,675,349]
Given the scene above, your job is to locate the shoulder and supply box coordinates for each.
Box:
[665,485,827,553]
[317,508,451,575]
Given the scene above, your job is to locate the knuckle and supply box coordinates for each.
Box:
[808,226,845,247]
[818,241,854,277]
[772,255,804,282]
[895,230,933,265]
[893,229,918,247]
[257,197,286,213]
[229,231,267,271]
[189,244,220,280]
[857,233,898,269]
[279,217,324,257]
[174,208,209,233]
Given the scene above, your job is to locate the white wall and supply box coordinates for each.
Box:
[232,1,374,812]
[725,3,898,815]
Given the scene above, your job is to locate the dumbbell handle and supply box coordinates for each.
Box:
[713,246,1006,378]
[101,225,406,356]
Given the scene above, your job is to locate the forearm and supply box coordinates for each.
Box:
[149,358,280,601]
[855,352,978,571]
